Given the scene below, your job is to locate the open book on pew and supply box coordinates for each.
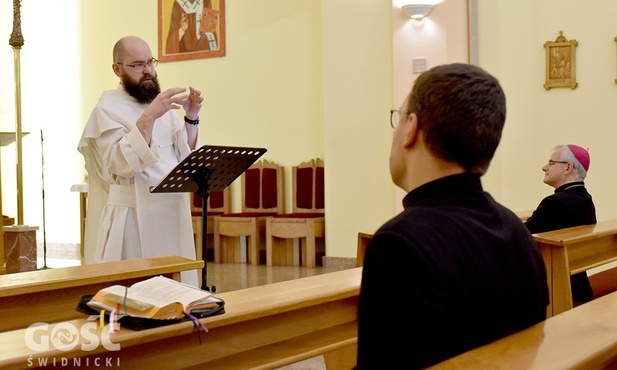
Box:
[85,275,223,320]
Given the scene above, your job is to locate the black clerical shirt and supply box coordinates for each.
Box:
[357,173,549,369]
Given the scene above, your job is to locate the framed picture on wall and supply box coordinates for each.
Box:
[614,36,617,84]
[543,31,578,90]
[157,0,226,62]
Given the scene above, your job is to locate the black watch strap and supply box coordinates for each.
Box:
[184,116,200,125]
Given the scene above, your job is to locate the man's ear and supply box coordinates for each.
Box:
[112,63,122,77]
[402,113,419,149]
[564,162,574,175]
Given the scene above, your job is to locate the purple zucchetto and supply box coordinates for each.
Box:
[567,144,590,171]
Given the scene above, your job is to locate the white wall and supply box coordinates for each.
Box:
[321,1,394,257]
[391,0,470,210]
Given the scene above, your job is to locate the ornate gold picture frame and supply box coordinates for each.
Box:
[544,31,578,90]
[158,0,226,63]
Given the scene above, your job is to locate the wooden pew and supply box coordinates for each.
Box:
[429,289,617,369]
[0,255,203,333]
[356,231,373,267]
[0,267,362,370]
[533,219,617,317]
[514,209,532,222]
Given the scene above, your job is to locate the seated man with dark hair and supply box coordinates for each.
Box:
[356,63,549,369]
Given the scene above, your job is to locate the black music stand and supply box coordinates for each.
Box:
[150,144,267,292]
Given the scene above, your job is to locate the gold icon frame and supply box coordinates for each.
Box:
[544,31,578,90]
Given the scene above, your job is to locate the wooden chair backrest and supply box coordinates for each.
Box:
[191,187,231,216]
[241,159,285,214]
[292,158,325,213]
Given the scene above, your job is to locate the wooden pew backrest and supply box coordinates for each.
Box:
[429,290,617,369]
[0,255,203,332]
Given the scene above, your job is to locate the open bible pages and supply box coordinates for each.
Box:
[87,275,220,320]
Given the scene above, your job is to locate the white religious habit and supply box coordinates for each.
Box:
[78,85,198,287]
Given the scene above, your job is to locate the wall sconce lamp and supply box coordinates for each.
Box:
[402,4,434,20]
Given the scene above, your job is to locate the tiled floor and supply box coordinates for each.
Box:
[37,255,350,370]
[203,260,348,293]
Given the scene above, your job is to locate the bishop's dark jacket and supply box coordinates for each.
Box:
[525,181,597,303]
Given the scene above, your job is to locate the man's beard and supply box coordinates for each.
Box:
[122,72,161,104]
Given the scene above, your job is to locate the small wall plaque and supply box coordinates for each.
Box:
[614,36,617,84]
[544,31,578,90]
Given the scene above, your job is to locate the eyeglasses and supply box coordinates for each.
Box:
[547,159,569,166]
[116,58,159,72]
[390,109,405,129]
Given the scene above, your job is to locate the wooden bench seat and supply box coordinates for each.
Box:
[0,255,203,332]
[0,267,361,369]
[429,289,617,369]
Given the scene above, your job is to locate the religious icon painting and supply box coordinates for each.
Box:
[158,0,226,62]
[544,31,578,90]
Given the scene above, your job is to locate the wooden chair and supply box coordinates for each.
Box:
[266,158,325,268]
[192,187,231,282]
[213,159,284,265]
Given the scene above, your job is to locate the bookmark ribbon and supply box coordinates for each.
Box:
[185,312,209,345]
